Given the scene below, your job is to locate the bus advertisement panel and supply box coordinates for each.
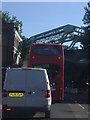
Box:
[28,43,64,102]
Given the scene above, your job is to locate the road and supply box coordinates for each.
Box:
[0,92,89,119]
[51,103,89,119]
[33,92,89,119]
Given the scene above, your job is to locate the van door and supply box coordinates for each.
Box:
[4,69,27,107]
[26,69,46,107]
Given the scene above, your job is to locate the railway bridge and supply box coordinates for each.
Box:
[28,24,88,89]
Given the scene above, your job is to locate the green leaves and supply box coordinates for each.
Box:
[1,10,23,34]
[82,2,90,25]
[80,2,90,50]
[21,36,30,61]
[2,11,11,23]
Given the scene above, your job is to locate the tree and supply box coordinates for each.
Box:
[0,10,28,64]
[80,2,90,50]
[0,10,23,34]
[80,27,90,50]
[10,15,23,33]
[82,1,90,25]
[79,2,90,91]
[21,36,30,61]
[1,11,11,22]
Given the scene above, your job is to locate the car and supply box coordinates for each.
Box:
[2,67,52,119]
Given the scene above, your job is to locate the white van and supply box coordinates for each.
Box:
[2,68,52,118]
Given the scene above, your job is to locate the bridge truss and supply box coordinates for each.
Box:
[29,24,85,50]
[28,24,89,87]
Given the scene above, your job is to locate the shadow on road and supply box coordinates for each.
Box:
[1,111,42,119]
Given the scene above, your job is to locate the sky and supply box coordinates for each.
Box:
[2,2,88,38]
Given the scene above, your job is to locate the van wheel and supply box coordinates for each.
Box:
[45,111,50,118]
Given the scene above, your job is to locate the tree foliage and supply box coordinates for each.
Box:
[0,10,23,33]
[21,36,30,61]
[82,1,90,25]
[0,10,29,62]
[80,2,90,50]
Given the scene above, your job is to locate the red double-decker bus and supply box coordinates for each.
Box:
[28,43,64,102]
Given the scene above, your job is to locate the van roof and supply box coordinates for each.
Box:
[7,67,46,71]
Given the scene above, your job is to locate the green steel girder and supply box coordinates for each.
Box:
[29,24,85,50]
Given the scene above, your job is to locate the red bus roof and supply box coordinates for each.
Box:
[31,43,62,47]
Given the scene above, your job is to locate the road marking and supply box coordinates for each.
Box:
[0,105,2,109]
[78,104,90,116]
[78,104,85,109]
[33,112,44,118]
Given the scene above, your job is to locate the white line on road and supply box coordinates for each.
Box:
[33,112,44,118]
[78,104,85,109]
[78,104,90,116]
